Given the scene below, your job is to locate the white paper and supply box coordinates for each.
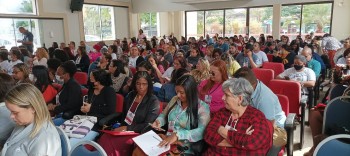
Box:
[132,130,170,156]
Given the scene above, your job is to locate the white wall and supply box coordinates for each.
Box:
[40,19,65,46]
[42,0,81,44]
[332,0,350,39]
[114,7,130,39]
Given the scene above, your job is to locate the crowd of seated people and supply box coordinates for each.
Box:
[0,31,349,156]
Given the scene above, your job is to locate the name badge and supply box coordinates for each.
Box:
[167,121,176,136]
[204,95,212,104]
[124,110,135,125]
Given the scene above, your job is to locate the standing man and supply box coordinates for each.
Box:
[18,27,34,53]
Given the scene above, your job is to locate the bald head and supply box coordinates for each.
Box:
[301,47,312,61]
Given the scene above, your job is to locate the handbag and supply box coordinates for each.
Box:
[60,115,97,138]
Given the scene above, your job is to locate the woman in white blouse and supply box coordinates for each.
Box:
[33,48,49,67]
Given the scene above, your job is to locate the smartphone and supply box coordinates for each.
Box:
[83,95,88,104]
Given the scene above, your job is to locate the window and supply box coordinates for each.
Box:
[186,11,204,39]
[281,5,302,40]
[83,4,115,42]
[0,0,36,14]
[301,3,332,38]
[140,12,158,38]
[0,18,41,51]
[249,7,273,39]
[225,8,247,36]
[205,10,224,37]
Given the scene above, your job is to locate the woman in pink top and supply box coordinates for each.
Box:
[198,60,228,114]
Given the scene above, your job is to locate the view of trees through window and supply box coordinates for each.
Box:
[0,0,35,14]
[83,4,115,42]
[281,3,332,39]
[185,2,332,40]
[140,13,158,38]
[0,18,41,51]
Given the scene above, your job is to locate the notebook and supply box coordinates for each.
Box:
[132,130,170,155]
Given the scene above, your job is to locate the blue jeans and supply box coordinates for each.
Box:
[53,114,66,126]
[70,131,99,147]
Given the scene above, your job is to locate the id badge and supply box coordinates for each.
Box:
[167,121,176,136]
[55,93,60,106]
[124,110,135,125]
[205,95,212,104]
[224,124,235,131]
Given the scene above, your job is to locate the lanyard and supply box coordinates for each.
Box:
[128,96,141,114]
[170,101,187,122]
[226,114,239,131]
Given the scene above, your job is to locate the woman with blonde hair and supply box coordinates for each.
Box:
[2,83,61,156]
[221,53,241,78]
[33,48,49,67]
[12,63,32,84]
[191,58,210,83]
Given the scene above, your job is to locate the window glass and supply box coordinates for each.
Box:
[301,3,332,38]
[0,0,36,14]
[249,7,273,39]
[186,11,204,39]
[205,10,224,37]
[281,5,301,40]
[225,8,247,37]
[140,12,158,38]
[83,4,115,41]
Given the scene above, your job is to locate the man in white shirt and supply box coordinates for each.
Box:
[129,46,140,68]
[277,55,316,97]
[252,42,269,67]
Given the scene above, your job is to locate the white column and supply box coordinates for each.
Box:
[272,4,281,40]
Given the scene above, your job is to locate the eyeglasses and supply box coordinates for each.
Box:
[12,70,21,74]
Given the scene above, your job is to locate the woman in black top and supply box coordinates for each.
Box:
[113,71,160,133]
[75,46,90,73]
[70,69,116,146]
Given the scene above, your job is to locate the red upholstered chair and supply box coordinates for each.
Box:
[267,54,274,62]
[116,94,124,113]
[159,102,163,114]
[252,68,274,86]
[74,72,88,86]
[81,88,89,96]
[269,79,306,149]
[276,94,296,156]
[262,62,285,78]
[52,83,62,91]
[130,67,137,75]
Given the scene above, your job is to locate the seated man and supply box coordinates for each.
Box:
[204,78,273,155]
[236,44,259,69]
[277,55,316,101]
[301,47,321,78]
[234,67,287,155]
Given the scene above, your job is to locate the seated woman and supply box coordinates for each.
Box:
[32,65,58,104]
[109,59,129,94]
[2,83,61,155]
[204,78,273,155]
[70,69,116,146]
[221,53,241,78]
[113,71,159,132]
[0,73,16,149]
[157,68,188,103]
[190,58,210,83]
[198,60,228,114]
[150,75,210,155]
[12,63,32,84]
[148,54,166,82]
[162,57,188,83]
[48,61,83,126]
[33,48,49,67]
[277,55,316,100]
[75,46,90,73]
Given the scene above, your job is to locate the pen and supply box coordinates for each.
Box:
[153,136,162,142]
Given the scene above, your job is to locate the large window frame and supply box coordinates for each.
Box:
[185,1,333,39]
[281,2,333,39]
[139,12,159,39]
[83,4,116,42]
[0,0,37,15]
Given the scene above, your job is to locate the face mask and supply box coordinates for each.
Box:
[202,44,207,47]
[8,55,12,61]
[55,74,64,84]
[294,64,303,71]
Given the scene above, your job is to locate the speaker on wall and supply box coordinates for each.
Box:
[70,0,84,13]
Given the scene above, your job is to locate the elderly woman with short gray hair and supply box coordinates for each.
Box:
[204,78,273,155]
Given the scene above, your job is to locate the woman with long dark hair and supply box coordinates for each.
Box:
[109,59,128,94]
[151,75,210,155]
[75,46,90,73]
[32,65,57,104]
